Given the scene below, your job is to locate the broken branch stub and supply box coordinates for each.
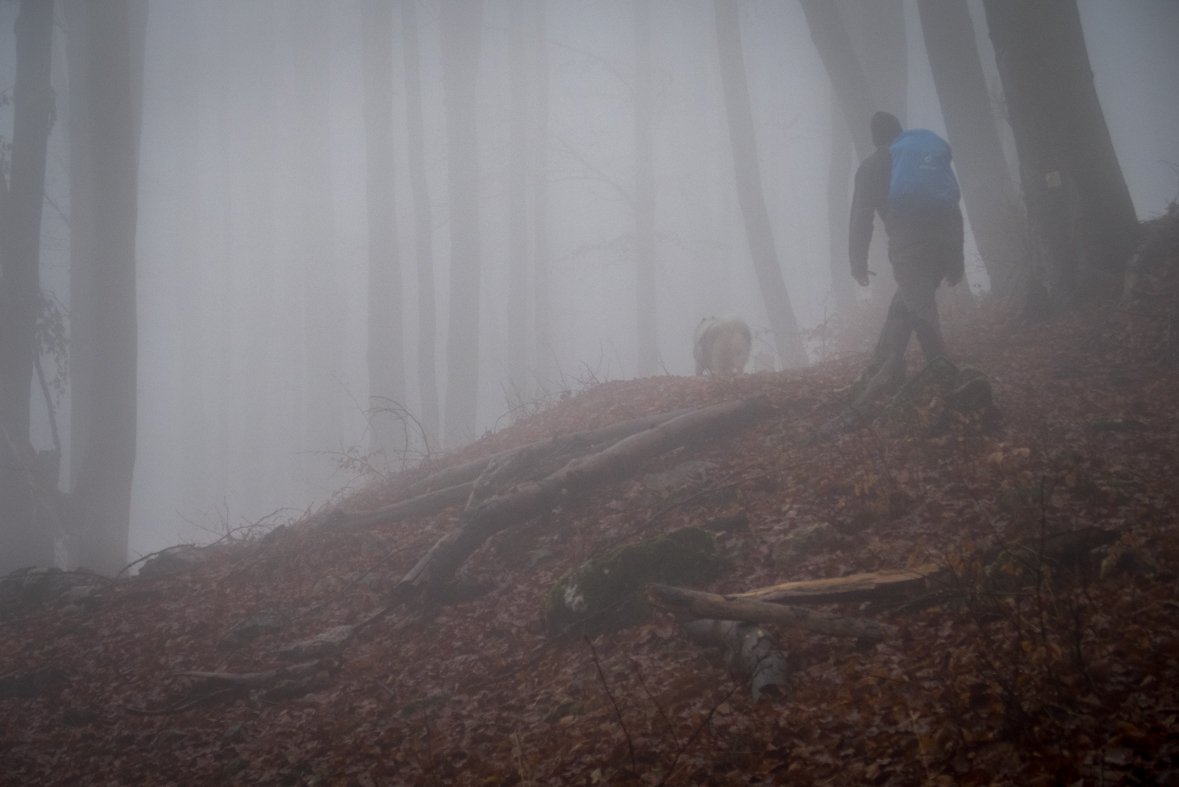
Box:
[395,397,772,599]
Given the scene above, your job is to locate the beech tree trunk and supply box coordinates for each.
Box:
[401,0,441,445]
[799,0,875,162]
[531,0,555,386]
[0,0,56,572]
[713,1,806,368]
[291,0,345,455]
[917,0,1026,299]
[69,0,148,574]
[634,0,658,377]
[506,0,530,393]
[440,0,485,447]
[826,92,856,314]
[361,0,407,458]
[982,0,1138,311]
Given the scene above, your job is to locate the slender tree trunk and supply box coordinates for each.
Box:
[64,0,94,502]
[713,0,805,368]
[917,0,1026,299]
[70,0,147,574]
[0,0,56,571]
[361,0,406,459]
[798,0,875,162]
[531,0,555,385]
[634,0,657,377]
[401,0,440,447]
[440,0,484,447]
[841,0,906,125]
[291,0,344,455]
[506,0,529,394]
[982,0,1138,311]
[826,91,855,314]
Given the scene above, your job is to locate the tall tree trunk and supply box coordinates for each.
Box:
[826,91,855,314]
[633,0,657,377]
[440,0,484,447]
[713,0,805,368]
[506,0,529,394]
[64,0,93,503]
[291,0,344,455]
[401,0,440,447]
[69,0,147,574]
[361,0,406,459]
[841,0,906,125]
[917,0,1026,299]
[982,0,1138,311]
[531,0,555,386]
[0,0,56,571]
[798,0,875,162]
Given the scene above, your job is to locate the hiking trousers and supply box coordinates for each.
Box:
[872,240,953,369]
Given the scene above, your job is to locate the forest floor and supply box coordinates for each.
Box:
[4,211,1179,787]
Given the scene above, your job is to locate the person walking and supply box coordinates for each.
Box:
[849,111,964,386]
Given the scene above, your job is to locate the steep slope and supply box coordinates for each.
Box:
[4,224,1179,785]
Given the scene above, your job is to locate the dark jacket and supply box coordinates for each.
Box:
[848,145,964,281]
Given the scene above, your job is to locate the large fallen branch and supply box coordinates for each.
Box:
[394,397,772,599]
[404,407,696,498]
[734,564,941,605]
[647,583,897,643]
[336,407,697,532]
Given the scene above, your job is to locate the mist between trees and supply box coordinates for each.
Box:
[0,0,1176,572]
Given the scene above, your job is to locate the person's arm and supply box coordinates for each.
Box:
[848,151,888,286]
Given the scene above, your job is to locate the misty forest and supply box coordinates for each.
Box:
[3,0,1179,784]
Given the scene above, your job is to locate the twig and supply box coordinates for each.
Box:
[586,636,638,777]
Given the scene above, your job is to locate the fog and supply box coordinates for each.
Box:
[2,0,1177,563]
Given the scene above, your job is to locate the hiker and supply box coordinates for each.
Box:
[849,112,964,386]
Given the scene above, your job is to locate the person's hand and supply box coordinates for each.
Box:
[854,272,871,287]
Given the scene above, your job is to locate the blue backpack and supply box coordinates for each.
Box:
[887,129,960,219]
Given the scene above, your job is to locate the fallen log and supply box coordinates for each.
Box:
[734,564,941,605]
[647,583,897,643]
[334,481,474,532]
[395,397,772,599]
[404,407,696,498]
[680,618,788,702]
[732,528,1119,607]
[336,408,697,532]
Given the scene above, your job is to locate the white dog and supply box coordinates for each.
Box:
[693,315,752,376]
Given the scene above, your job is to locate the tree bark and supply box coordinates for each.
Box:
[647,583,897,643]
[69,0,147,574]
[713,0,806,369]
[735,564,940,605]
[361,0,407,458]
[440,0,485,447]
[634,0,658,377]
[799,0,876,162]
[982,0,1138,311]
[291,0,345,454]
[401,0,441,446]
[395,397,770,598]
[531,0,555,386]
[0,0,56,571]
[506,0,530,393]
[826,91,856,314]
[841,0,906,126]
[917,0,1026,299]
